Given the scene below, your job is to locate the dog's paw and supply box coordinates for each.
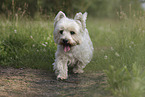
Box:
[73,68,84,74]
[57,75,67,80]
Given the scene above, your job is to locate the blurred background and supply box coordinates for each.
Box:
[0,0,144,19]
[1,1,145,97]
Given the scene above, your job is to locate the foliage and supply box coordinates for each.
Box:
[0,0,37,18]
[0,0,142,18]
[86,10,145,97]
[87,0,141,17]
[104,63,145,97]
[0,20,56,70]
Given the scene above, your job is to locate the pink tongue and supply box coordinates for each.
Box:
[64,45,70,52]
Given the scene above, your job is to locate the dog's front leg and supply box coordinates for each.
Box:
[53,57,68,80]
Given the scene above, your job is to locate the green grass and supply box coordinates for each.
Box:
[87,15,145,96]
[0,13,145,97]
[0,20,56,70]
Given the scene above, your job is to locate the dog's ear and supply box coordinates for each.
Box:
[74,12,88,29]
[54,11,66,26]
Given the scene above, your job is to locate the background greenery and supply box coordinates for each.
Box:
[0,0,142,18]
[0,0,145,97]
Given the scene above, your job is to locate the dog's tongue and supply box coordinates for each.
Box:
[64,45,70,52]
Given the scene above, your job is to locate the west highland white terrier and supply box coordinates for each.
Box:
[52,11,94,80]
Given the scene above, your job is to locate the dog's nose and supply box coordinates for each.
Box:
[63,39,68,44]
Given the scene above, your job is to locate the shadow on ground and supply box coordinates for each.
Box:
[0,68,112,97]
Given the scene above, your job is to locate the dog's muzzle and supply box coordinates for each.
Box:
[63,39,68,44]
[61,39,71,52]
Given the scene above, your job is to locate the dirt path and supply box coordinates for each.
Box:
[0,67,112,97]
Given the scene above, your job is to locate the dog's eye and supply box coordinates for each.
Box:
[70,31,75,35]
[59,30,63,34]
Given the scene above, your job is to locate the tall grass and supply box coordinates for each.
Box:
[0,9,145,96]
[87,11,145,96]
[0,19,56,70]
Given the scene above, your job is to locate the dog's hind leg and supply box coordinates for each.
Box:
[73,61,86,74]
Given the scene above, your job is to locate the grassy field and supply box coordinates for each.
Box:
[0,12,145,96]
[0,19,55,70]
[88,17,145,96]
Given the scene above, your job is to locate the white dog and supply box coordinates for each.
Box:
[52,11,94,80]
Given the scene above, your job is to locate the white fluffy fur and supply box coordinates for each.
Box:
[52,11,94,80]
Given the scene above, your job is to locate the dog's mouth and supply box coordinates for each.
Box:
[63,43,71,52]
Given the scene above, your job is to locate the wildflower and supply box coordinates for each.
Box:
[131,41,134,44]
[45,42,48,44]
[130,41,136,47]
[32,44,35,47]
[104,55,108,59]
[14,30,17,33]
[42,43,46,47]
[37,49,39,52]
[111,47,114,51]
[30,36,33,39]
[115,52,120,57]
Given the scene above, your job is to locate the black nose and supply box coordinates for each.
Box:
[63,39,68,44]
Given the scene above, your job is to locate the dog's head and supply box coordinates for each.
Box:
[53,11,87,52]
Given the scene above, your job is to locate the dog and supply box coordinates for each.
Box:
[52,11,94,80]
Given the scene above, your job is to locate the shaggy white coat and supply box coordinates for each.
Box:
[52,11,94,80]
